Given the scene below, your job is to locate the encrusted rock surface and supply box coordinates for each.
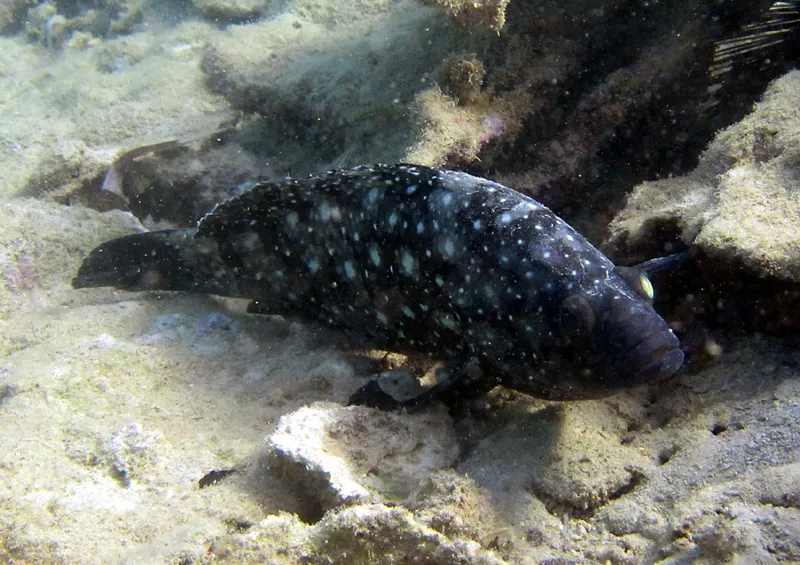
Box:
[610,70,800,281]
[199,0,474,174]
[204,504,507,565]
[420,0,510,32]
[0,199,143,319]
[268,401,458,508]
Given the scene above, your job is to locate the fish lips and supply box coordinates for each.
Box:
[597,293,684,389]
[623,328,684,386]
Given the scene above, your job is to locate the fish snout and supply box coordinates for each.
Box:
[603,294,684,387]
[625,328,684,386]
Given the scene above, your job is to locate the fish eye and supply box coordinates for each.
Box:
[616,266,655,303]
[638,273,654,300]
[559,294,596,340]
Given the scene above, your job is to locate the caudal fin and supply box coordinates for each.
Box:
[73,229,237,295]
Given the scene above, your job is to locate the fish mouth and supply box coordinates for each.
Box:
[626,330,684,385]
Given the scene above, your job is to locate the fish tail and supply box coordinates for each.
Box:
[72,229,238,295]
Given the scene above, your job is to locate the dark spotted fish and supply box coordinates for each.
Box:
[73,164,683,408]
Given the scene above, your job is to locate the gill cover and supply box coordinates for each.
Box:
[559,294,596,344]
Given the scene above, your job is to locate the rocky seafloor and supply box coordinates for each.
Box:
[1,0,800,563]
[2,195,800,564]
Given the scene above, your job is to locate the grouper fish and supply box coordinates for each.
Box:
[73,164,683,409]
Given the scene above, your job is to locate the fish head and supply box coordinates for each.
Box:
[530,273,683,399]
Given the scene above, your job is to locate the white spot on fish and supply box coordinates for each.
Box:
[402,306,416,319]
[344,262,356,279]
[399,250,418,277]
[318,202,331,221]
[367,187,381,205]
[436,312,459,331]
[369,246,381,266]
[443,238,455,258]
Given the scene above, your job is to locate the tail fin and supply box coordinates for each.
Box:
[73,229,238,295]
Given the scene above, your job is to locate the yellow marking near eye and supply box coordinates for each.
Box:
[640,273,654,300]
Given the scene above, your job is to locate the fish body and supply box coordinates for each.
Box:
[73,164,683,406]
